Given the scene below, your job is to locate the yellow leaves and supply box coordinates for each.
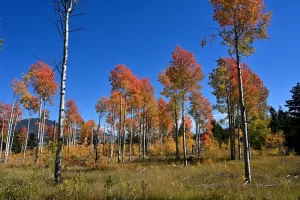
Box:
[204,137,219,151]
[209,0,272,57]
[265,131,285,149]
[149,138,176,156]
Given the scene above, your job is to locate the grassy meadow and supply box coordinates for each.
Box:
[0,147,300,200]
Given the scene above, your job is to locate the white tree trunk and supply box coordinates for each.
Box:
[237,61,251,182]
[142,106,146,160]
[129,108,133,161]
[182,95,187,166]
[0,117,5,159]
[35,98,42,164]
[110,121,115,158]
[3,96,15,163]
[103,122,106,156]
[40,100,46,155]
[55,3,71,184]
[139,110,142,158]
[122,98,126,163]
[9,113,19,154]
[118,96,122,163]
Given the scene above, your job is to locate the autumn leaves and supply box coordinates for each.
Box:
[206,0,272,183]
[88,45,213,166]
[1,61,58,163]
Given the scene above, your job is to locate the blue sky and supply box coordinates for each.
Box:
[0,0,299,124]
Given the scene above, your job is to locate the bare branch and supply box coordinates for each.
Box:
[33,54,62,76]
[228,49,235,61]
[203,25,235,47]
[217,29,235,47]
[68,26,84,33]
[70,12,84,18]
[46,14,64,40]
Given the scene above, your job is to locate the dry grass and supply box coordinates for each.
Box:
[0,147,300,200]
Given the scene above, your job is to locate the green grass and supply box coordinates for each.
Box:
[0,150,300,200]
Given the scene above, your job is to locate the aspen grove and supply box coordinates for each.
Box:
[1,0,300,199]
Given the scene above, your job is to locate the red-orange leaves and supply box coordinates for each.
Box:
[109,64,138,97]
[24,61,58,103]
[18,126,27,143]
[80,120,96,141]
[65,99,82,124]
[159,45,204,97]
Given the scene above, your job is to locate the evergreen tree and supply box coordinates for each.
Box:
[269,106,279,133]
[285,83,300,153]
[211,120,227,145]
[27,133,36,149]
[286,83,300,119]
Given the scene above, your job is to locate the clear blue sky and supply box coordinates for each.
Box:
[0,0,299,123]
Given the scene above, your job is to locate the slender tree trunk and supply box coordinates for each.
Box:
[143,106,146,160]
[139,110,142,158]
[232,112,236,160]
[96,115,101,162]
[159,124,163,147]
[122,98,126,163]
[248,141,251,160]
[195,120,198,155]
[94,129,98,163]
[174,102,179,160]
[118,96,122,163]
[23,114,31,160]
[3,95,16,163]
[235,30,251,182]
[53,120,56,142]
[52,120,56,153]
[102,123,106,156]
[110,118,114,158]
[35,98,42,164]
[129,108,133,161]
[0,117,4,159]
[41,117,46,154]
[90,128,94,153]
[145,111,148,155]
[227,101,234,160]
[9,113,19,154]
[195,120,200,156]
[55,4,71,184]
[238,121,241,160]
[182,95,187,166]
[198,124,201,156]
[40,100,46,155]
[73,124,76,147]
[67,125,71,154]
[70,123,73,149]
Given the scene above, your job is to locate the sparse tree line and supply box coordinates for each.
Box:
[2,0,298,185]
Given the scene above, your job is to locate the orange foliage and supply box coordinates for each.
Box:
[18,126,27,143]
[23,61,58,103]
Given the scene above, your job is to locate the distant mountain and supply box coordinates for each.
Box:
[16,118,55,136]
[16,118,115,144]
